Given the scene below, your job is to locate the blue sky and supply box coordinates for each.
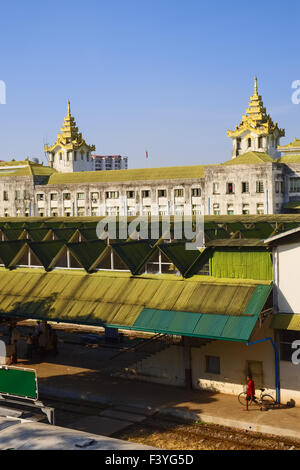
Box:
[1,0,300,168]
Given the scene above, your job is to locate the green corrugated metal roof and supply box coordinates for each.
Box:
[28,241,66,270]
[132,285,272,341]
[205,228,230,240]
[0,268,271,340]
[158,242,202,277]
[68,240,108,271]
[112,240,156,275]
[26,228,52,242]
[52,228,79,242]
[1,228,26,241]
[79,228,99,241]
[131,284,272,341]
[0,240,27,268]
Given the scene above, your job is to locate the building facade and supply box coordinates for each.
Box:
[92,155,128,171]
[1,78,300,218]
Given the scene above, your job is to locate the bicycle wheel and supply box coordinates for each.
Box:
[261,394,276,409]
[238,392,253,407]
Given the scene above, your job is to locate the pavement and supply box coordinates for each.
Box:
[2,327,300,441]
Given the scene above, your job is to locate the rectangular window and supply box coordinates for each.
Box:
[191,188,201,197]
[281,182,285,193]
[77,193,85,200]
[174,188,184,198]
[15,190,21,201]
[256,181,264,193]
[213,203,220,215]
[226,182,234,194]
[227,204,234,215]
[24,190,30,200]
[192,205,201,215]
[258,136,263,148]
[74,151,77,161]
[242,204,250,215]
[142,190,151,198]
[205,356,220,375]
[91,192,99,201]
[256,203,264,215]
[105,191,119,199]
[158,189,167,197]
[63,193,71,200]
[241,182,249,193]
[289,178,300,193]
[213,182,219,195]
[275,181,280,193]
[37,194,44,201]
[50,193,58,201]
[126,190,135,198]
[3,191,8,201]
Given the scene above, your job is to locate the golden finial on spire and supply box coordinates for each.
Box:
[254,76,258,95]
[67,100,71,117]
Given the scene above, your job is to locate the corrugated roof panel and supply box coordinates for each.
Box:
[110,304,142,327]
[168,311,201,335]
[193,314,228,337]
[68,240,108,272]
[28,241,65,270]
[221,315,257,341]
[147,281,185,310]
[133,308,157,329]
[112,241,155,275]
[169,282,198,311]
[243,284,272,315]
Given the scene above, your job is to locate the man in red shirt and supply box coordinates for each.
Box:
[245,374,257,411]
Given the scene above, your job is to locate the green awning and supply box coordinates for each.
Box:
[120,284,273,342]
[0,269,272,342]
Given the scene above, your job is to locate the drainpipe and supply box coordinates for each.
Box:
[246,336,280,404]
[208,197,210,215]
[266,189,269,214]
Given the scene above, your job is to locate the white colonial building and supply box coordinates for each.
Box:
[0,77,300,218]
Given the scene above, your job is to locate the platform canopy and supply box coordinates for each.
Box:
[0,269,272,342]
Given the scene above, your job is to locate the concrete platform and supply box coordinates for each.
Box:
[13,341,300,442]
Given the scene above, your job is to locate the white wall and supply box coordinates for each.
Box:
[276,243,300,313]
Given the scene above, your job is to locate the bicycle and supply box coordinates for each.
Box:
[238,388,276,409]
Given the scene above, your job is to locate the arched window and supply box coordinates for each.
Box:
[248,138,251,148]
